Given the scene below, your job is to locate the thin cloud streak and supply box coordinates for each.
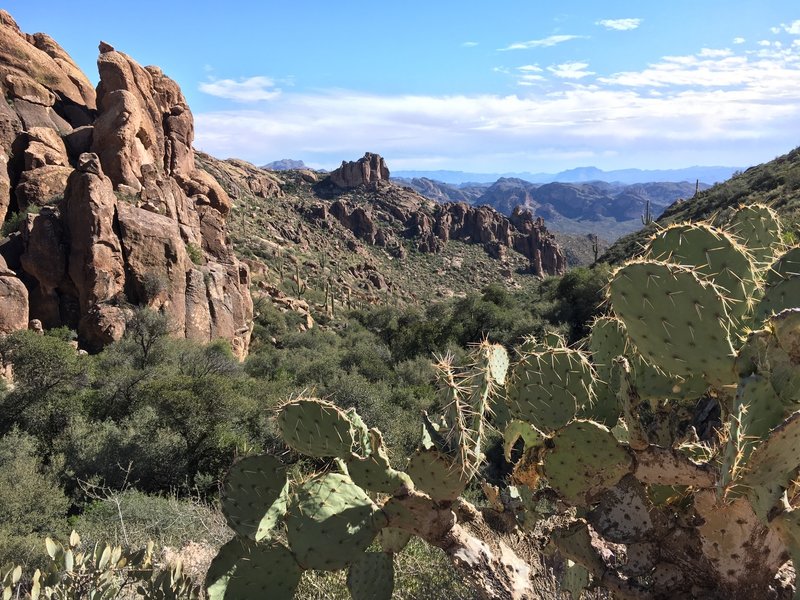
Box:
[498,34,586,51]
[199,76,282,102]
[596,18,642,31]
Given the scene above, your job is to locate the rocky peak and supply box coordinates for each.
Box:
[329,152,390,188]
[0,14,253,357]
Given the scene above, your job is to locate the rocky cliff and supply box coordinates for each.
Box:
[0,12,252,357]
[308,156,566,277]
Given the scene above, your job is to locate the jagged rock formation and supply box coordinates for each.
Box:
[329,152,390,188]
[0,13,252,357]
[308,158,566,277]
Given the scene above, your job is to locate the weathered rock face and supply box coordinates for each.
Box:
[0,14,253,357]
[0,254,28,334]
[329,152,390,188]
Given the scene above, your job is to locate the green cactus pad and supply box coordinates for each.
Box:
[378,527,413,553]
[277,398,364,459]
[726,203,782,265]
[646,222,758,328]
[560,560,590,600]
[286,473,387,571]
[205,539,301,600]
[406,449,469,502]
[505,348,595,432]
[542,420,633,505]
[346,429,414,494]
[503,419,544,462]
[586,317,626,424]
[734,375,784,448]
[738,411,800,520]
[766,246,800,286]
[346,552,394,600]
[481,342,510,385]
[755,277,800,322]
[551,520,607,575]
[221,454,290,541]
[608,260,736,388]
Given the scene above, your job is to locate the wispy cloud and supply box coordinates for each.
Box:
[195,44,800,171]
[499,34,585,51]
[548,61,595,79]
[461,41,479,48]
[199,76,282,102]
[698,48,733,58]
[596,18,642,31]
[733,37,746,44]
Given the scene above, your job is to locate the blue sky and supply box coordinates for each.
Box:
[5,1,800,172]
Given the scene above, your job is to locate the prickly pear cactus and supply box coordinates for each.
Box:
[203,205,800,600]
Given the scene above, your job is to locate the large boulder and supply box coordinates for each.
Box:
[0,254,27,334]
[63,154,126,349]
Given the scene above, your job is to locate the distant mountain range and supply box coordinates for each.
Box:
[392,165,738,185]
[393,176,707,240]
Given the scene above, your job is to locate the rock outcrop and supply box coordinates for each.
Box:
[310,182,565,276]
[0,13,252,357]
[329,152,390,188]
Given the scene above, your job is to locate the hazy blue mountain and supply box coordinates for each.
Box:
[393,165,738,185]
[262,159,307,170]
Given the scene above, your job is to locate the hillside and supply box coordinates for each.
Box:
[602,146,800,264]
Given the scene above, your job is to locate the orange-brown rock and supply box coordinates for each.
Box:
[0,253,27,334]
[0,14,254,356]
[329,152,390,188]
[63,154,126,349]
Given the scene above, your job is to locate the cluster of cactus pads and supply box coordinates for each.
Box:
[208,203,800,599]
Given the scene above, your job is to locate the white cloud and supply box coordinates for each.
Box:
[780,20,800,34]
[596,18,642,31]
[699,48,733,58]
[199,76,282,102]
[548,61,595,79]
[499,35,585,51]
[733,37,746,44]
[758,40,772,47]
[461,41,479,47]
[194,44,800,172]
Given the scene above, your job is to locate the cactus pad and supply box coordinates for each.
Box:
[286,473,387,570]
[587,475,654,543]
[482,342,510,385]
[756,277,800,322]
[277,398,364,459]
[346,552,394,600]
[726,203,782,265]
[505,348,595,432]
[406,449,469,502]
[220,454,290,541]
[378,527,412,553]
[205,539,301,600]
[503,419,544,462]
[738,410,800,520]
[542,420,633,505]
[646,222,757,328]
[560,560,590,600]
[766,246,800,286]
[609,260,736,387]
[346,429,414,494]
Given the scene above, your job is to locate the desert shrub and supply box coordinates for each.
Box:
[0,429,69,568]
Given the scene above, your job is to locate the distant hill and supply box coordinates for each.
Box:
[262,159,307,170]
[601,146,800,264]
[393,165,738,186]
[396,176,704,241]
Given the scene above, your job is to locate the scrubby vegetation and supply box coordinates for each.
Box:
[0,266,607,597]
